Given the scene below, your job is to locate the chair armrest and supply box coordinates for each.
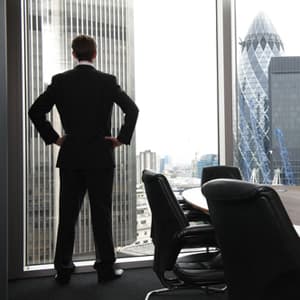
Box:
[176,224,218,248]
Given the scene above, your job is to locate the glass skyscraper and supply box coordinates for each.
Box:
[236,12,284,183]
[24,0,136,266]
[196,154,218,179]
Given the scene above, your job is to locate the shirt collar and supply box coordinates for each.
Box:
[77,60,95,68]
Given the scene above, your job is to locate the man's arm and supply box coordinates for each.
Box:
[104,136,123,148]
[111,76,139,145]
[28,76,60,145]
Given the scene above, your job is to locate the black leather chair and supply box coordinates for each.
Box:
[202,178,300,300]
[142,170,225,298]
[201,165,242,185]
[180,165,242,225]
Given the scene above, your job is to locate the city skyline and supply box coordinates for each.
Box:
[135,0,300,165]
[235,1,300,184]
[135,0,300,163]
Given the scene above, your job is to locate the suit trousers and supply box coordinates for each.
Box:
[54,167,115,271]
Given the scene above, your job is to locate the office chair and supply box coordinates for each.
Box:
[202,178,300,300]
[201,165,242,185]
[142,170,225,299]
[179,165,242,225]
[194,165,242,228]
[179,166,243,224]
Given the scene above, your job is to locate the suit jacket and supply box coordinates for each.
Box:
[28,65,139,169]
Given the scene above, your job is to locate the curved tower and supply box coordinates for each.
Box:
[236,12,284,183]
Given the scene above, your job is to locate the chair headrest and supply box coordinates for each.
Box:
[142,169,161,183]
[201,178,261,201]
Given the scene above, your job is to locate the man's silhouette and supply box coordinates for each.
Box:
[28,35,139,284]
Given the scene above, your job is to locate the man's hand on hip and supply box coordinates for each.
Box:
[55,136,66,146]
[105,136,123,148]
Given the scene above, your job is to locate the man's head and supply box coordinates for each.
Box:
[71,35,97,62]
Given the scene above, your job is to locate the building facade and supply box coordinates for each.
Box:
[236,12,284,183]
[25,0,136,266]
[195,154,218,179]
[269,56,300,185]
[136,150,159,185]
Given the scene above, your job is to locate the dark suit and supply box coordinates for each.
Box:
[28,64,139,272]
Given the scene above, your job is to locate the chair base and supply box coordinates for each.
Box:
[145,284,227,299]
[145,287,172,300]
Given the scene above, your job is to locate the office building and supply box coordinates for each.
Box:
[25,0,136,266]
[159,155,172,173]
[236,12,284,183]
[120,187,152,256]
[136,150,159,185]
[269,56,300,185]
[196,154,218,179]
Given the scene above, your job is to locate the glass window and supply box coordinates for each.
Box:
[23,0,218,268]
[235,0,300,226]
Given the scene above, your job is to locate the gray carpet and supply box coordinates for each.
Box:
[8,268,228,300]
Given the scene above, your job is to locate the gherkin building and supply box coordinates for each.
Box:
[236,12,284,183]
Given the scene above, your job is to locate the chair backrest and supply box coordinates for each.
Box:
[202,179,300,300]
[142,170,189,277]
[201,165,242,185]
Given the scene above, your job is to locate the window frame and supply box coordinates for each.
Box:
[7,0,233,279]
[0,0,8,297]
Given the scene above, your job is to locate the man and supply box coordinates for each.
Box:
[28,35,139,284]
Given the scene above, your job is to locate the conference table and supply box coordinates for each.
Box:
[182,186,300,236]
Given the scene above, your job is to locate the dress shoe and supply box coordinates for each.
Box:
[97,267,124,282]
[54,267,75,285]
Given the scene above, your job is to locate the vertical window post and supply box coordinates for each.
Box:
[0,0,8,298]
[217,0,235,165]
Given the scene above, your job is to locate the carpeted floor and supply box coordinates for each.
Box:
[8,268,228,300]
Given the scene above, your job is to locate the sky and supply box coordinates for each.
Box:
[133,0,218,164]
[133,0,300,165]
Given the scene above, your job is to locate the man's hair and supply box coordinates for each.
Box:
[71,35,97,61]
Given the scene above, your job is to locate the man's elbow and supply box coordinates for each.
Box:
[133,105,139,119]
[28,107,35,121]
